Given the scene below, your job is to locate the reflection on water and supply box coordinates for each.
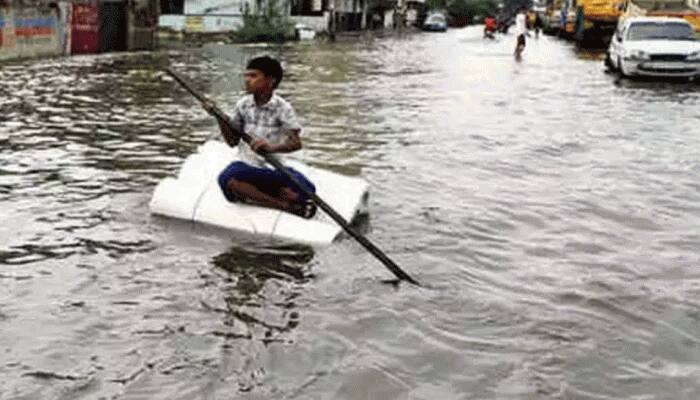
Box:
[1,27,700,399]
[213,243,313,301]
[574,47,606,61]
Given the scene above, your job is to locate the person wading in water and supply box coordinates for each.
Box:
[207,56,318,219]
[514,8,528,59]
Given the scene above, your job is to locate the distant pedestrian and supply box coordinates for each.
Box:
[533,13,543,38]
[484,15,497,39]
[514,8,528,59]
[559,1,569,37]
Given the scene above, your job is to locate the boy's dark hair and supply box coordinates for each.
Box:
[247,56,283,89]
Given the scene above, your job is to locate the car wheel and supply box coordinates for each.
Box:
[618,57,628,77]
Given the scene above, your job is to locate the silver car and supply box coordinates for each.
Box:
[423,12,448,32]
[606,17,700,79]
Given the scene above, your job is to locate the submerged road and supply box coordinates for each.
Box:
[1,26,699,399]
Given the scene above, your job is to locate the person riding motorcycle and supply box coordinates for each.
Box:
[484,15,497,38]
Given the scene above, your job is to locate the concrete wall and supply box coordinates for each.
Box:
[384,9,394,28]
[158,0,366,33]
[160,0,247,32]
[159,14,243,32]
[1,0,158,61]
[0,4,63,61]
[185,0,243,15]
[289,13,329,32]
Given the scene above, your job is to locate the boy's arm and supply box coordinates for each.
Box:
[273,130,302,153]
[215,115,241,147]
[250,129,302,154]
[204,101,241,147]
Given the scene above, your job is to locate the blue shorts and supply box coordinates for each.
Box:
[218,161,316,203]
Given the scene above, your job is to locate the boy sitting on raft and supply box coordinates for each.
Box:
[208,56,317,219]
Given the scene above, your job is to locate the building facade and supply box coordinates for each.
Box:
[158,0,369,34]
[0,0,158,61]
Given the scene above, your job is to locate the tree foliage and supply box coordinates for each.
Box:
[427,0,499,21]
[238,0,292,42]
[447,0,498,19]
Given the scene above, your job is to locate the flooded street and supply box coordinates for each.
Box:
[1,26,700,399]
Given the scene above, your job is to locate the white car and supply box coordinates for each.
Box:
[606,17,700,79]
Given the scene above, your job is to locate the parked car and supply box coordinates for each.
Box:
[423,12,448,32]
[606,16,700,79]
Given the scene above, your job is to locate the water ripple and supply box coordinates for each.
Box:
[1,27,699,399]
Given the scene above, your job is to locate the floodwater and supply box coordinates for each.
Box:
[1,27,699,399]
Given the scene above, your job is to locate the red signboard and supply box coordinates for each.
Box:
[0,8,6,48]
[71,3,99,54]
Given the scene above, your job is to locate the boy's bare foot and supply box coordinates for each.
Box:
[288,199,317,219]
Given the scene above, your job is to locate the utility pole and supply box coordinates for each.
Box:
[329,0,336,41]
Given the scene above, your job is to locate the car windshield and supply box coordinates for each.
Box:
[627,22,696,41]
[427,15,446,24]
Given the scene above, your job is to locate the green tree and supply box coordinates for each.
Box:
[445,0,498,22]
[238,0,293,42]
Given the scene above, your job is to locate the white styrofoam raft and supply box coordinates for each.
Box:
[149,140,370,245]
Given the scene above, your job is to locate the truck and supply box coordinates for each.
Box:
[543,0,579,36]
[572,0,699,44]
[621,0,700,32]
[572,0,626,43]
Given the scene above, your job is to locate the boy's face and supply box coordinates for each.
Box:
[244,69,275,94]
